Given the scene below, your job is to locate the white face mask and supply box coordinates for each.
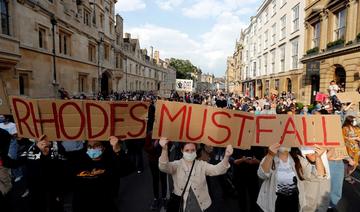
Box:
[183,152,197,161]
[278,147,291,153]
[353,120,358,127]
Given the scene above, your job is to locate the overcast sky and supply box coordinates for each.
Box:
[115,0,262,77]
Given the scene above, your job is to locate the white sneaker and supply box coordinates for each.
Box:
[21,189,29,198]
[14,176,23,183]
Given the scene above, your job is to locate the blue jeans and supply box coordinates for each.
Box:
[8,139,23,179]
[329,160,344,207]
[8,138,18,159]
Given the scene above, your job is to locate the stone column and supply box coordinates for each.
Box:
[320,9,329,50]
[346,0,358,41]
[304,22,310,53]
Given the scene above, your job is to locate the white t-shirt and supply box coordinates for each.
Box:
[328,84,339,96]
[276,159,298,195]
[0,122,17,135]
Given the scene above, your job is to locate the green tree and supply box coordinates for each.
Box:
[169,58,199,80]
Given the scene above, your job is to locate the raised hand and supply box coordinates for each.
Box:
[234,156,246,165]
[159,137,169,149]
[225,145,233,157]
[109,136,121,153]
[268,143,280,156]
[36,134,50,156]
[314,145,325,156]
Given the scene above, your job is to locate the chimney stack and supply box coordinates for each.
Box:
[150,46,154,59]
[125,33,131,39]
[154,50,160,64]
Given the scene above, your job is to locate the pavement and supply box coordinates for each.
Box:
[118,152,240,212]
[7,153,360,212]
[119,153,360,212]
[337,168,360,212]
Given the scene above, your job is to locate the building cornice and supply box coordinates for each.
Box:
[301,43,360,63]
[116,48,172,74]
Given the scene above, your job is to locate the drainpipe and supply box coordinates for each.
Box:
[97,37,103,93]
[50,15,58,97]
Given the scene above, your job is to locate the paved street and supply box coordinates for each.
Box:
[338,169,360,212]
[118,152,239,212]
[7,151,360,212]
[118,152,360,212]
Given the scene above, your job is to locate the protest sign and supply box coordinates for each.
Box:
[176,79,193,92]
[336,92,360,104]
[10,96,149,141]
[0,80,11,115]
[315,93,328,102]
[152,100,344,149]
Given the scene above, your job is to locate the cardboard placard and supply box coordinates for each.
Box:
[10,96,149,141]
[336,92,360,104]
[315,93,328,102]
[0,80,11,115]
[152,101,345,149]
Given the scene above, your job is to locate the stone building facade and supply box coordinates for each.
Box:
[301,0,360,103]
[197,73,214,92]
[237,0,305,99]
[0,0,175,100]
[226,39,243,94]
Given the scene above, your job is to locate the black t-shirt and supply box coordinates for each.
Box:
[232,147,265,179]
[216,99,227,108]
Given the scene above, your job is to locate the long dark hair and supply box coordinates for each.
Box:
[342,115,355,128]
[290,148,305,181]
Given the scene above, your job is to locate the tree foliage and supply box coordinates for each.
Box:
[169,58,200,80]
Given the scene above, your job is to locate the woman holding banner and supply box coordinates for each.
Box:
[257,143,326,212]
[158,138,233,212]
[342,115,360,184]
[70,136,124,212]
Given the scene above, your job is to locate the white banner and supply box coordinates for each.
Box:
[176,79,193,92]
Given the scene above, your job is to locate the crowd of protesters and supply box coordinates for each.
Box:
[0,80,359,212]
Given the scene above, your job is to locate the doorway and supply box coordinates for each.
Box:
[311,75,320,104]
[101,72,109,96]
[334,66,346,92]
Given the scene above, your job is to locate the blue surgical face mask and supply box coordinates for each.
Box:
[86,148,103,159]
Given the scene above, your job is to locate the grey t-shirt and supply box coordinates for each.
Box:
[185,187,202,212]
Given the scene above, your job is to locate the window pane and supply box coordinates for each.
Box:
[39,30,43,48]
[64,36,67,54]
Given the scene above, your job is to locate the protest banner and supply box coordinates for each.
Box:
[336,92,360,104]
[10,96,149,141]
[152,100,345,149]
[175,79,193,92]
[0,80,11,115]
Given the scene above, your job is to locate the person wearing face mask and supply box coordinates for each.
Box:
[257,143,326,212]
[300,147,330,212]
[159,138,233,212]
[261,102,276,115]
[71,136,123,212]
[342,115,360,184]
